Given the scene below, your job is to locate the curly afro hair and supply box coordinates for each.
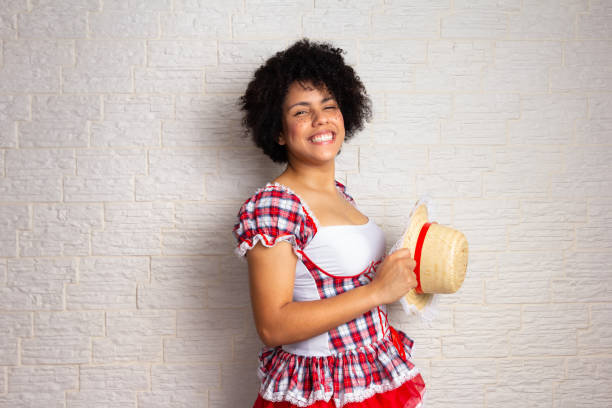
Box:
[239,38,372,163]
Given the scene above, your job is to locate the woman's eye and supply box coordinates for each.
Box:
[294,110,307,116]
[325,105,337,110]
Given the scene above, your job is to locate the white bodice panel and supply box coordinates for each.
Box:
[282,219,386,356]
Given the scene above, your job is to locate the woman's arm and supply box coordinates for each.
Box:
[247,241,417,348]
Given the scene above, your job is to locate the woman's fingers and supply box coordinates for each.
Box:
[393,247,412,258]
[370,248,420,304]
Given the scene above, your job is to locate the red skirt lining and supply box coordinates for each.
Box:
[252,374,425,408]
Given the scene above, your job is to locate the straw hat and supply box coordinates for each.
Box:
[399,201,469,311]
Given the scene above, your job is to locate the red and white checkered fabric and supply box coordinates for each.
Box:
[234,183,318,260]
[233,182,425,407]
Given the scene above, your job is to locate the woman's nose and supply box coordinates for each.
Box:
[312,108,329,125]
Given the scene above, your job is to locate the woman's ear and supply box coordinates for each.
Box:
[277,132,286,145]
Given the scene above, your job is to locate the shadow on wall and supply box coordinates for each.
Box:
[189,96,284,404]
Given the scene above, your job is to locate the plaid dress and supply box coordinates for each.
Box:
[233,181,425,407]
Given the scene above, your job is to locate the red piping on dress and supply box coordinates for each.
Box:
[296,249,381,279]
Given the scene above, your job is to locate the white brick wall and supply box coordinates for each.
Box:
[0,1,610,407]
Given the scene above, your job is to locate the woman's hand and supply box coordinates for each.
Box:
[369,248,417,305]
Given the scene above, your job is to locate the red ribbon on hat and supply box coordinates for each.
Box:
[413,221,436,294]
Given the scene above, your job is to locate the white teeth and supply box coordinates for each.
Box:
[310,133,333,143]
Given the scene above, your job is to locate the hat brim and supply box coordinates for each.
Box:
[403,289,434,311]
[401,202,434,310]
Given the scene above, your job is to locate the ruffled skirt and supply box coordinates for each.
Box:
[253,374,425,407]
[254,330,425,408]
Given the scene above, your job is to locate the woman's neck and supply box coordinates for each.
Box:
[277,161,337,193]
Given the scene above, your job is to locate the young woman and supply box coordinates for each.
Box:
[233,39,426,407]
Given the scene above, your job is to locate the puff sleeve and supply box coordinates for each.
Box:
[232,185,317,260]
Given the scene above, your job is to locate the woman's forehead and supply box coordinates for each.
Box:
[285,81,332,103]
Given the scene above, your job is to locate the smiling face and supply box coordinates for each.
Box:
[279,80,345,167]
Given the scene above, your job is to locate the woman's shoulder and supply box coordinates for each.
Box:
[236,179,354,226]
[238,182,306,213]
[233,182,318,258]
[235,181,319,229]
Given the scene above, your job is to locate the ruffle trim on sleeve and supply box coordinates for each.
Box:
[234,233,304,261]
[233,182,319,260]
[257,332,425,407]
[232,181,356,260]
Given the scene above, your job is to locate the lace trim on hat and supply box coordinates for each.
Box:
[399,295,440,325]
[390,195,440,325]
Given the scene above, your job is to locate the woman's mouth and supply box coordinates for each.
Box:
[309,131,335,144]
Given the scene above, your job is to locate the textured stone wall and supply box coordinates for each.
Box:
[0,0,611,407]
